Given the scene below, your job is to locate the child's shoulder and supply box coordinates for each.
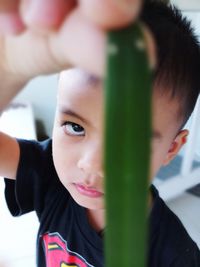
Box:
[17,138,52,153]
[17,138,53,165]
[149,185,200,266]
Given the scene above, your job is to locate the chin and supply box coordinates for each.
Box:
[74,196,104,210]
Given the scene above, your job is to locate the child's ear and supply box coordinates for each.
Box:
[163,129,189,166]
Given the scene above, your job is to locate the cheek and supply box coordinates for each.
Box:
[150,142,170,179]
[52,132,77,184]
[150,152,163,179]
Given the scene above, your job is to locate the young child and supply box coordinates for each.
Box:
[1,2,200,267]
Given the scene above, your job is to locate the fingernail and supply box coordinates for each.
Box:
[23,0,60,28]
[23,0,44,25]
[23,0,54,27]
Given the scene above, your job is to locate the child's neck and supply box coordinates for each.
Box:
[87,209,105,233]
[86,193,153,234]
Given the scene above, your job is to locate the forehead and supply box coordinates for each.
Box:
[58,69,181,135]
[58,69,100,97]
[57,69,103,124]
[58,69,101,94]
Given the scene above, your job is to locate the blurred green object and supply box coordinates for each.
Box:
[105,23,152,266]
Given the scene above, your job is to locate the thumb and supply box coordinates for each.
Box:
[79,0,142,29]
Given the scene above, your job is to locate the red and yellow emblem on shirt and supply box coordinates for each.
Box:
[43,233,94,267]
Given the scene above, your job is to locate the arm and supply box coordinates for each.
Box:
[0,0,142,178]
[0,131,19,179]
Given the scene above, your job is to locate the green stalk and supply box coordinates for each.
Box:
[105,23,152,266]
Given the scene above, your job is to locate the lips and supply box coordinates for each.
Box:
[74,183,103,198]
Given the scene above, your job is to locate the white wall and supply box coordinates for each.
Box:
[171,0,200,10]
[14,74,58,138]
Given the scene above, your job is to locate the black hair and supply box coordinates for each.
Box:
[141,1,200,126]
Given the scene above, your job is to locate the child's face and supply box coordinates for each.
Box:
[52,69,188,211]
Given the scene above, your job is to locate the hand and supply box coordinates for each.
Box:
[0,0,142,80]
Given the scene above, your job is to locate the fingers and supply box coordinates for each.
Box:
[0,0,147,80]
[0,0,76,35]
[49,8,156,78]
[0,0,142,35]
[49,8,106,77]
[79,0,143,29]
[22,0,142,31]
[21,0,76,30]
[48,0,143,76]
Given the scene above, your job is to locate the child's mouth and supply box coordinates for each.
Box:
[74,183,103,198]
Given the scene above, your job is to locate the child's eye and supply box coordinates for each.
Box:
[63,122,85,136]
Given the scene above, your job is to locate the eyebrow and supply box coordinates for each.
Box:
[59,107,163,140]
[59,107,90,125]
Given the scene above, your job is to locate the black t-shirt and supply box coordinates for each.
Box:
[4,139,200,267]
[149,186,200,267]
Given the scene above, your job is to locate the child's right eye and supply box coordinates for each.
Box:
[62,122,85,136]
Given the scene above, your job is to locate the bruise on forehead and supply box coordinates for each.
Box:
[59,68,102,90]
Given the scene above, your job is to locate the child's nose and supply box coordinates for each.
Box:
[77,144,104,178]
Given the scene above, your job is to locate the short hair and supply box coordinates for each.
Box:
[141,1,200,126]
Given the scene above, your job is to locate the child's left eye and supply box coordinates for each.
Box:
[63,122,85,136]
